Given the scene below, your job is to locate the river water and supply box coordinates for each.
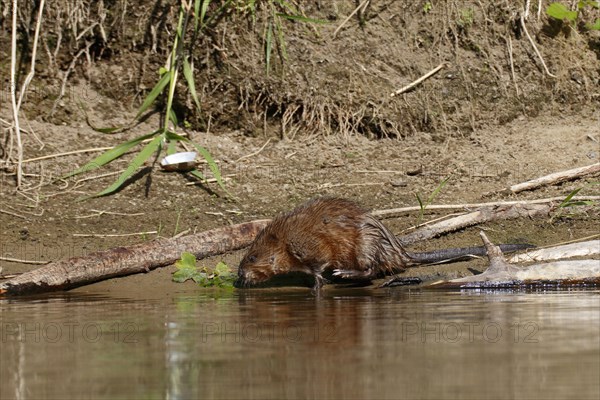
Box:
[1,288,599,399]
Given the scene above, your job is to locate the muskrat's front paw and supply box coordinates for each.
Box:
[333,269,360,279]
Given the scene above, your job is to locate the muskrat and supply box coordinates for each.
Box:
[235,197,531,290]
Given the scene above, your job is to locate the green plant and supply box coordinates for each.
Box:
[457,8,474,30]
[239,0,326,75]
[546,1,600,30]
[67,1,324,198]
[552,185,598,221]
[423,2,433,14]
[65,0,226,197]
[415,176,450,225]
[173,252,235,288]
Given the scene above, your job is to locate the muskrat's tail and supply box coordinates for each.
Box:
[407,243,535,265]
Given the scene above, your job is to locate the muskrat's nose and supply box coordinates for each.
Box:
[237,267,244,278]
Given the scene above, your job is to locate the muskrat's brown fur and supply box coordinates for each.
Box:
[237,197,416,290]
[235,197,531,290]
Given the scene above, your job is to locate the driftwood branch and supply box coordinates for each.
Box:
[398,202,555,246]
[509,240,600,263]
[429,234,600,288]
[372,196,600,217]
[0,220,269,296]
[508,163,600,194]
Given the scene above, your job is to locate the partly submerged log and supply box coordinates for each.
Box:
[429,235,600,288]
[0,220,269,296]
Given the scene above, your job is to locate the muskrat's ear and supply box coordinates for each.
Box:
[267,233,278,242]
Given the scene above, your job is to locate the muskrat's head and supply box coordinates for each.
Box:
[235,228,296,288]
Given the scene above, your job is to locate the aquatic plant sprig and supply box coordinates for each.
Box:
[173,252,235,289]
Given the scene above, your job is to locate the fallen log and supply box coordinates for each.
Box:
[428,233,600,288]
[398,203,554,245]
[0,220,269,296]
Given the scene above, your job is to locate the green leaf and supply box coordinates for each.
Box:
[169,108,179,126]
[61,130,161,179]
[578,0,599,10]
[183,56,202,111]
[94,134,164,197]
[585,18,600,30]
[200,0,211,29]
[547,3,578,22]
[275,18,287,61]
[428,176,450,204]
[215,261,231,276]
[136,71,171,119]
[274,0,298,14]
[173,253,199,283]
[559,188,582,208]
[167,139,177,155]
[192,144,228,192]
[189,169,207,181]
[194,0,201,32]
[563,200,596,207]
[180,252,197,267]
[415,193,424,211]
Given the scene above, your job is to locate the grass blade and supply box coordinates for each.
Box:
[189,169,206,181]
[61,130,160,179]
[194,0,201,32]
[135,71,171,119]
[183,56,202,111]
[200,0,210,29]
[94,134,164,197]
[558,188,586,208]
[275,18,287,60]
[428,176,450,204]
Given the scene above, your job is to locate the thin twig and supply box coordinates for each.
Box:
[16,0,45,111]
[75,210,146,219]
[507,35,520,95]
[521,15,557,78]
[524,0,531,20]
[50,42,93,116]
[0,209,27,219]
[0,256,49,265]
[10,0,23,188]
[333,0,370,38]
[235,138,272,162]
[508,163,600,193]
[390,63,448,97]
[22,146,114,163]
[73,231,159,238]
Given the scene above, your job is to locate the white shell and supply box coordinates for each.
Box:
[160,152,197,171]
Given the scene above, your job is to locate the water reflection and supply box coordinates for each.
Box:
[1,289,599,399]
